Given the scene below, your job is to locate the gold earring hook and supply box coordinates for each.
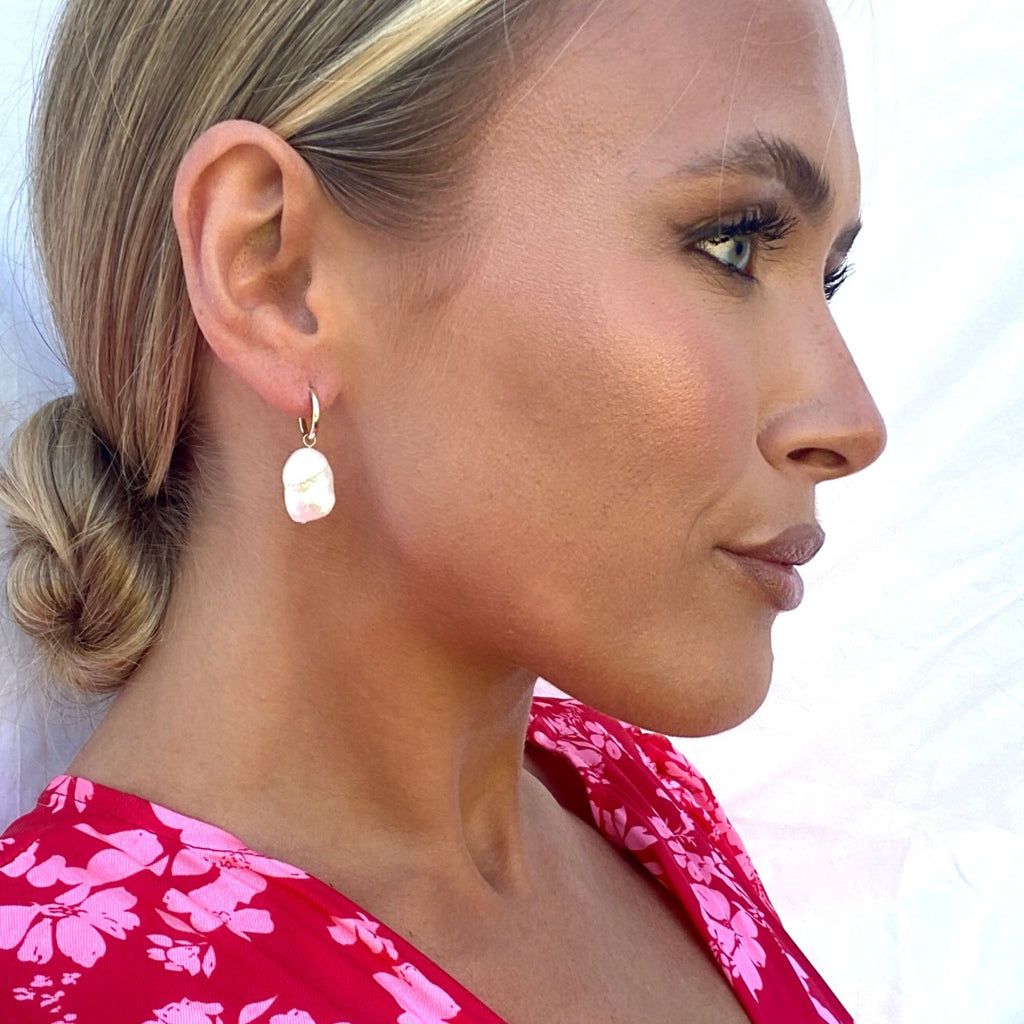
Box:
[299,388,320,448]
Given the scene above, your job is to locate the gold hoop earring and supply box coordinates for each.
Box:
[282,387,336,523]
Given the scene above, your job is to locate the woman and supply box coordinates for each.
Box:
[0,0,885,1020]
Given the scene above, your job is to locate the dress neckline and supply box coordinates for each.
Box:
[40,695,638,1024]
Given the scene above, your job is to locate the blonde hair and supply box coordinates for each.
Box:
[0,0,564,695]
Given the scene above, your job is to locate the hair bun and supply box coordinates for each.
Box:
[0,394,186,695]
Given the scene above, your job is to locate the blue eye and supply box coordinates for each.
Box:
[685,203,854,302]
[696,233,755,274]
[688,204,796,282]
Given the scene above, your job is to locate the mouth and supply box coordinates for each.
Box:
[717,524,825,612]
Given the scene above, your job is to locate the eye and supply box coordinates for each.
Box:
[696,233,754,274]
[685,203,796,283]
[683,204,857,302]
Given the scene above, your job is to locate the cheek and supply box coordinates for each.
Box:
[356,233,758,646]
[585,264,758,523]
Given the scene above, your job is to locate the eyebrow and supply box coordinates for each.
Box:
[676,133,836,220]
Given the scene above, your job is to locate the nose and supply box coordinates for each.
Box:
[757,315,887,483]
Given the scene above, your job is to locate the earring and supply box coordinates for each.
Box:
[282,387,336,523]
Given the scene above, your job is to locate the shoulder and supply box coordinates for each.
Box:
[0,776,441,1024]
[0,777,308,1023]
[1,777,164,1018]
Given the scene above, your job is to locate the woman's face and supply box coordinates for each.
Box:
[345,0,886,735]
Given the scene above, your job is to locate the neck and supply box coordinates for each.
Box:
[69,507,558,915]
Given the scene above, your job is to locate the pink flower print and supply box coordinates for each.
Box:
[0,885,139,968]
[632,728,693,775]
[709,803,757,870]
[531,730,603,770]
[374,963,460,1024]
[809,997,843,1024]
[2,840,42,879]
[195,868,268,911]
[537,713,579,739]
[146,933,216,977]
[328,913,398,960]
[710,803,741,841]
[693,885,765,997]
[704,805,769,901]
[721,909,766,996]
[153,808,305,944]
[73,823,168,877]
[269,1012,316,1024]
[598,806,657,852]
[583,721,624,760]
[142,998,225,1024]
[239,998,277,1024]
[6,825,167,905]
[728,846,758,887]
[649,809,694,845]
[659,748,696,780]
[678,851,716,885]
[38,987,66,1010]
[44,777,94,815]
[151,805,306,881]
[649,815,676,840]
[654,781,684,805]
[784,952,843,1024]
[1,905,44,961]
[26,854,82,890]
[632,741,665,779]
[163,872,273,940]
[166,850,278,913]
[12,973,52,1001]
[683,844,760,915]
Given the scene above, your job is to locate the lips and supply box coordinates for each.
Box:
[718,524,825,611]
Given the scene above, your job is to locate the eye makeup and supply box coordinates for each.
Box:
[675,199,854,301]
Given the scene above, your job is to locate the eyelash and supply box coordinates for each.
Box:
[685,202,854,301]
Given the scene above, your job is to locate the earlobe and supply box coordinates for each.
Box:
[172,120,339,417]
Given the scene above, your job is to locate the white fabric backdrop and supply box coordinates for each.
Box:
[1,2,1021,1022]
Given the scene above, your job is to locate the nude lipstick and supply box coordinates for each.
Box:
[718,524,825,611]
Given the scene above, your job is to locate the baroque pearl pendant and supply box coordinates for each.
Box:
[282,447,336,523]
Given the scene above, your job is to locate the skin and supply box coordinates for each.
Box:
[71,0,885,981]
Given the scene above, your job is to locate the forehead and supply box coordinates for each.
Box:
[492,0,858,212]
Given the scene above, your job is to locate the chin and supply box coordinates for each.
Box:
[547,634,775,739]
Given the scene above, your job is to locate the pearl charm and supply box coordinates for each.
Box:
[282,388,335,523]
[282,447,335,523]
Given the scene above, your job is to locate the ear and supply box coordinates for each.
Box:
[172,120,347,419]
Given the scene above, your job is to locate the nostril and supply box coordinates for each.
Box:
[788,447,847,471]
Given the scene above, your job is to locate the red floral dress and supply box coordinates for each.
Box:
[0,696,853,1023]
